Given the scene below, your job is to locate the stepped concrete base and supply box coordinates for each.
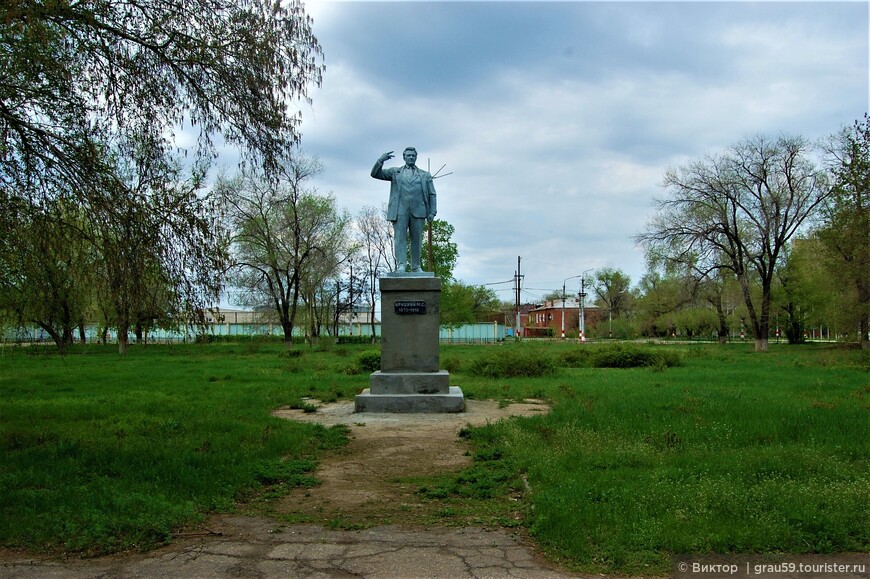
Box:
[355,386,465,413]
[370,370,450,394]
[355,274,464,414]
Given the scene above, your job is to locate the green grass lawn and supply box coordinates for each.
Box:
[1,339,868,575]
[441,342,870,574]
[0,340,356,555]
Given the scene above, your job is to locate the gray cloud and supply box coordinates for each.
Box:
[283,0,868,300]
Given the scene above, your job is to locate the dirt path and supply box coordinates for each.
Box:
[270,399,551,526]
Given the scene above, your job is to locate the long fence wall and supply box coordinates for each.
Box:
[4,322,508,345]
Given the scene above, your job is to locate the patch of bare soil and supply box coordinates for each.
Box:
[268,399,550,526]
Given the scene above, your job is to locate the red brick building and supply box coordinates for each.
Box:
[523,299,601,338]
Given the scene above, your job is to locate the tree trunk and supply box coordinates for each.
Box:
[37,322,68,354]
[62,326,75,349]
[754,337,769,352]
[858,298,868,350]
[281,319,294,350]
[713,299,729,344]
[117,326,129,355]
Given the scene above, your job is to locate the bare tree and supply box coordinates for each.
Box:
[219,157,350,348]
[637,135,829,351]
[355,205,394,343]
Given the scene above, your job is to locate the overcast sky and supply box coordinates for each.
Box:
[271,0,868,304]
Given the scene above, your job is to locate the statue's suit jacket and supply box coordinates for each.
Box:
[371,161,437,221]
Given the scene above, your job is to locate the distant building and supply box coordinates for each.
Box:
[524,299,601,338]
[338,304,378,326]
[206,304,377,327]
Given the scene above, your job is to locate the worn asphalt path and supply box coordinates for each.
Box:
[2,516,576,578]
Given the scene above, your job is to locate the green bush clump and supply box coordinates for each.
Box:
[442,355,462,373]
[560,348,593,368]
[468,348,557,378]
[590,344,682,368]
[355,349,382,372]
[193,334,297,344]
[336,335,379,345]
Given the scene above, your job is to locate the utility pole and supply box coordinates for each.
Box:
[348,264,353,336]
[579,276,586,339]
[579,268,592,340]
[514,256,523,338]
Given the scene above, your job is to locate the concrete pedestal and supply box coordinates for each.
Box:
[355,273,464,413]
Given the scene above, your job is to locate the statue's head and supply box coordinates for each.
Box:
[403,147,417,167]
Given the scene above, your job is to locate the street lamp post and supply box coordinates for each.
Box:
[561,274,582,339]
[562,270,592,339]
[579,268,592,340]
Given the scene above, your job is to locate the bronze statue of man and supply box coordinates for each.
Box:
[371,147,437,273]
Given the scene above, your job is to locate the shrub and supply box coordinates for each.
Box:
[336,335,379,345]
[343,364,361,376]
[590,344,682,369]
[356,349,382,373]
[442,355,462,373]
[468,348,557,378]
[560,348,592,368]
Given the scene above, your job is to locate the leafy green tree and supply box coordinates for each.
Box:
[637,135,829,351]
[93,145,225,355]
[776,242,813,343]
[441,282,500,328]
[219,157,350,348]
[422,219,458,280]
[819,115,870,348]
[0,197,95,352]
[694,268,742,343]
[634,270,692,337]
[3,0,316,350]
[592,268,632,337]
[1,0,322,203]
[542,290,566,303]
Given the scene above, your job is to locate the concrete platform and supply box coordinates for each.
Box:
[354,386,465,413]
[369,370,450,394]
